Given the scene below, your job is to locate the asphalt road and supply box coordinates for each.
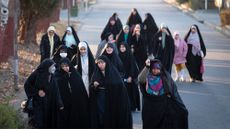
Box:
[76,0,230,128]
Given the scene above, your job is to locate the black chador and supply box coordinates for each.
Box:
[153,24,175,74]
[55,58,90,128]
[118,42,140,111]
[130,25,148,71]
[111,12,123,32]
[61,26,80,59]
[184,24,206,82]
[101,17,120,41]
[116,25,132,48]
[101,43,124,76]
[24,59,63,129]
[52,45,68,68]
[138,59,188,129]
[90,55,132,129]
[71,41,95,96]
[142,13,159,55]
[126,8,142,32]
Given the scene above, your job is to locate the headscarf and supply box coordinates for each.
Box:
[187,25,201,56]
[146,60,164,96]
[174,31,180,47]
[64,26,77,48]
[47,26,56,33]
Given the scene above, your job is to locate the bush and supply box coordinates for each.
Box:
[176,0,188,4]
[189,0,203,10]
[71,6,79,17]
[0,104,25,129]
[220,9,230,26]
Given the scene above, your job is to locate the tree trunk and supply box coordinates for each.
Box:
[24,16,37,44]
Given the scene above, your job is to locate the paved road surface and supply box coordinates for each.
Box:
[76,0,230,128]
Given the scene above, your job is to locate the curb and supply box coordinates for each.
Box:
[164,0,230,38]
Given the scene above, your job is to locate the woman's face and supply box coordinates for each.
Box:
[108,34,114,41]
[61,64,69,73]
[106,46,113,54]
[120,44,126,53]
[67,30,72,35]
[97,60,106,71]
[191,27,197,33]
[79,47,87,56]
[151,68,161,76]
[110,20,115,26]
[132,9,137,15]
[124,27,129,33]
[174,34,179,40]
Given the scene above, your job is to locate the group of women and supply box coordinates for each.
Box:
[24,7,208,129]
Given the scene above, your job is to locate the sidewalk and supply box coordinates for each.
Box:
[164,0,230,38]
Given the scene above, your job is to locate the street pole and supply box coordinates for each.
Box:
[205,0,208,10]
[13,0,20,91]
[68,0,70,26]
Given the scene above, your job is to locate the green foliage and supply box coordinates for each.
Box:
[0,104,22,129]
[176,0,188,4]
[71,6,79,17]
[189,0,203,10]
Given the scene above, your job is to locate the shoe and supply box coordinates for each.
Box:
[190,78,195,82]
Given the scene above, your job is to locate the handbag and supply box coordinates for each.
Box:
[200,59,205,74]
[21,98,33,113]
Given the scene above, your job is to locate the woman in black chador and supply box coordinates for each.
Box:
[116,25,132,47]
[71,41,95,96]
[142,13,159,55]
[90,55,132,129]
[61,26,80,60]
[126,8,142,32]
[101,43,124,76]
[52,45,68,68]
[138,59,188,129]
[184,24,206,82]
[55,58,90,128]
[101,17,120,41]
[118,42,140,111]
[111,12,123,32]
[130,24,148,71]
[153,23,175,74]
[24,59,64,129]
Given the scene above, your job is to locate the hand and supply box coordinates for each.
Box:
[93,81,99,87]
[127,77,132,83]
[38,90,46,97]
[60,107,64,110]
[131,48,134,53]
[145,59,151,67]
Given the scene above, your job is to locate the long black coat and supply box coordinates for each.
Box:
[90,55,132,129]
[24,59,63,128]
[153,29,175,74]
[40,33,61,62]
[55,59,90,128]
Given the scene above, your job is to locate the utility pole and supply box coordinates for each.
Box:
[13,0,20,91]
[205,0,208,10]
[68,0,70,26]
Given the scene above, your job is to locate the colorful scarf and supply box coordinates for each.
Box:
[146,74,164,96]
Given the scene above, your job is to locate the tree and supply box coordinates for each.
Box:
[18,0,60,44]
